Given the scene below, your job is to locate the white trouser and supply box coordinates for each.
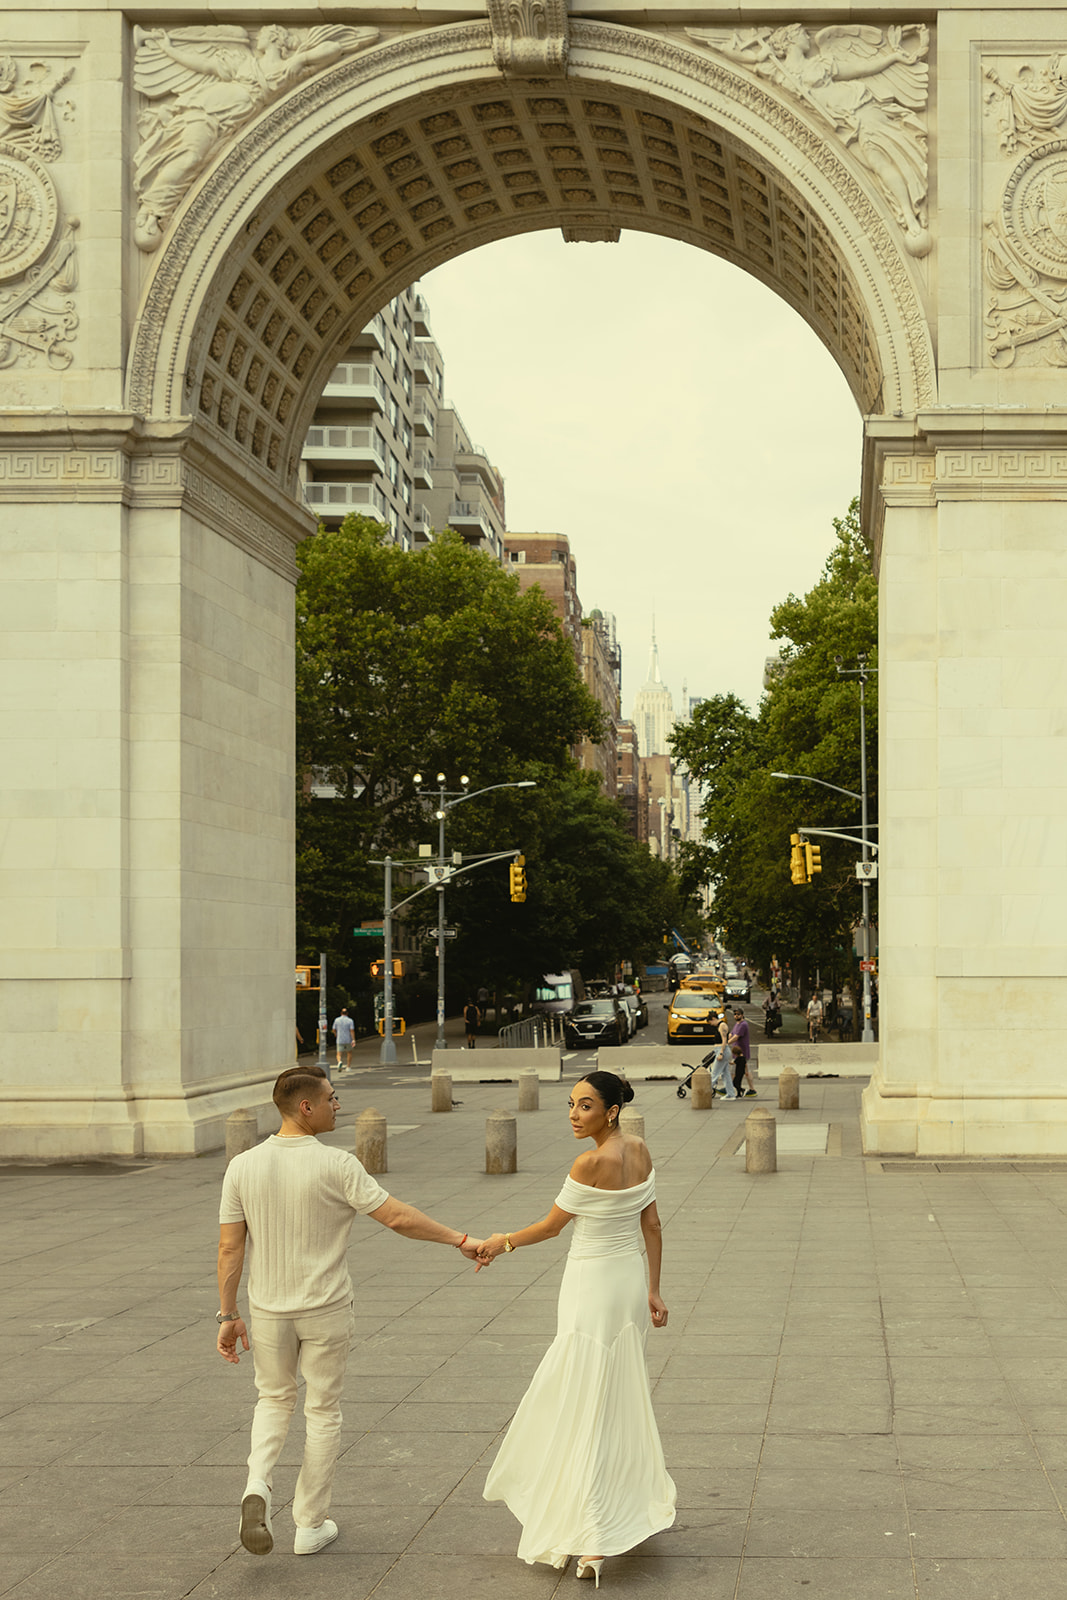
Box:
[247,1301,354,1529]
[708,1046,736,1097]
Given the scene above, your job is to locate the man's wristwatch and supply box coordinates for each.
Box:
[503,1234,514,1252]
[216,1311,241,1324]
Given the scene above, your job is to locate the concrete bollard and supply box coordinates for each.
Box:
[486,1108,517,1174]
[690,1065,714,1110]
[778,1067,800,1110]
[745,1107,777,1174]
[431,1072,452,1113]
[518,1072,540,1112]
[225,1107,258,1164]
[356,1107,388,1174]
[619,1107,645,1140]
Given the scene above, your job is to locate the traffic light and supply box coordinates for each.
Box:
[804,841,822,879]
[789,833,807,885]
[370,960,384,978]
[509,854,527,902]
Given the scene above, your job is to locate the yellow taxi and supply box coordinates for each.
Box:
[666,984,725,1045]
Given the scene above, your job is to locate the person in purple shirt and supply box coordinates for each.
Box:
[729,1009,755,1097]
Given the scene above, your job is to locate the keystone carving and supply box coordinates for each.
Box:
[685,23,931,256]
[132,24,379,252]
[983,57,1067,367]
[488,0,569,76]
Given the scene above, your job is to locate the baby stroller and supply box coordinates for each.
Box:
[676,1047,718,1098]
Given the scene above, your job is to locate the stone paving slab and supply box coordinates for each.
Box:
[5,1074,1067,1597]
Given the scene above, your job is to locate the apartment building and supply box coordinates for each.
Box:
[423,404,507,562]
[616,718,644,841]
[503,531,582,657]
[578,610,621,791]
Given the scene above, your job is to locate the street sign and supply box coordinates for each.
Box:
[443,928,457,940]
[856,861,878,881]
[352,928,384,937]
[860,959,876,972]
[426,865,451,883]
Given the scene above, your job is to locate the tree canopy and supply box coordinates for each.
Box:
[296,516,694,1013]
[670,501,877,992]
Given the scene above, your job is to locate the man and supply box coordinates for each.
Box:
[806,991,824,1043]
[730,1008,754,1097]
[217,1065,483,1557]
[331,1006,355,1071]
[463,996,481,1049]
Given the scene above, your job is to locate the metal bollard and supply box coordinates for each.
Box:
[619,1107,645,1140]
[486,1108,517,1174]
[431,1072,452,1113]
[518,1072,540,1112]
[778,1067,800,1110]
[356,1107,388,1174]
[745,1106,777,1174]
[225,1107,257,1164]
[690,1065,713,1110]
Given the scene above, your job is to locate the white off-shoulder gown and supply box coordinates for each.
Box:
[482,1170,677,1567]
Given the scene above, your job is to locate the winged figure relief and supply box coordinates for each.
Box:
[685,23,931,256]
[132,24,378,252]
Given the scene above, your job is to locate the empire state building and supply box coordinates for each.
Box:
[632,626,674,757]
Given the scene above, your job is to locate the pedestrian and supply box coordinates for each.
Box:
[295,1025,303,1061]
[708,1010,736,1097]
[477,1071,675,1583]
[477,983,490,1021]
[331,1007,354,1071]
[217,1065,484,1557]
[730,1008,754,1096]
[464,996,481,1048]
[806,992,824,1043]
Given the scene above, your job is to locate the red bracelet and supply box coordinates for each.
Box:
[457,1233,468,1249]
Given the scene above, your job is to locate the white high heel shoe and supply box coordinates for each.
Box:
[575,1557,604,1588]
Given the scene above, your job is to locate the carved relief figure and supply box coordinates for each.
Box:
[686,23,931,256]
[0,57,74,162]
[984,58,1067,156]
[133,24,378,251]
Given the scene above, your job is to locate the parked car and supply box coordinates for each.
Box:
[619,990,648,1032]
[564,997,627,1049]
[665,987,724,1045]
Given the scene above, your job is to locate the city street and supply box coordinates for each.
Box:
[5,1065,1067,1599]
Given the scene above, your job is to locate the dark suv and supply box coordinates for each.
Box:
[564,998,627,1049]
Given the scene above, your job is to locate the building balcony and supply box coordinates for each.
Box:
[303,426,386,473]
[449,501,502,557]
[456,448,502,497]
[413,399,436,437]
[413,449,434,488]
[411,504,433,542]
[304,481,390,520]
[350,313,386,353]
[320,363,387,410]
[413,295,432,338]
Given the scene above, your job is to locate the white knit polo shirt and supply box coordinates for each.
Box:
[220,1134,389,1317]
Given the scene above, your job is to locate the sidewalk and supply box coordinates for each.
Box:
[4,1075,1067,1598]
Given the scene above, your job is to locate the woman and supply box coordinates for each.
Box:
[478,1071,676,1588]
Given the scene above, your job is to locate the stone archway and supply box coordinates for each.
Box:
[7,5,1066,1159]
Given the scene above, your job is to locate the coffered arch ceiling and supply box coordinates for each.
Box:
[127,24,935,496]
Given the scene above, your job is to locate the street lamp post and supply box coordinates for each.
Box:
[835,654,876,1044]
[414,772,536,1051]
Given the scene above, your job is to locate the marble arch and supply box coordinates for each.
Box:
[2,3,1066,1159]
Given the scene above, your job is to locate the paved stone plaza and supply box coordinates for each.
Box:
[4,1073,1067,1599]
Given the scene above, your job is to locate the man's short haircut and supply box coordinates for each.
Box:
[273,1064,329,1113]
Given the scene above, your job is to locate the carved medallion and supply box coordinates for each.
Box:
[1002,141,1067,281]
[0,144,58,281]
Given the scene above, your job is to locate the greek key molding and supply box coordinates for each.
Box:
[880,452,936,503]
[936,449,1067,493]
[0,446,125,495]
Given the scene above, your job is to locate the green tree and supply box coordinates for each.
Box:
[295,516,607,1002]
[671,501,876,1003]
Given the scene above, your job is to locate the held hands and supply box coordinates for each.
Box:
[649,1293,668,1329]
[474,1233,509,1271]
[217,1317,250,1364]
[458,1236,485,1262]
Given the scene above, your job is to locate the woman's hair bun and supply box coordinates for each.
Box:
[621,1080,636,1104]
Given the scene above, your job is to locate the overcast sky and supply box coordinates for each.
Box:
[420,229,862,721]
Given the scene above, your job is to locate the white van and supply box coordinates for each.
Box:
[531,971,585,1018]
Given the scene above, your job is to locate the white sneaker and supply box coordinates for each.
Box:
[239,1480,273,1555]
[294,1519,338,1555]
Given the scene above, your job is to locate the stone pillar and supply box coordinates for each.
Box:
[431,1072,452,1112]
[518,1072,539,1111]
[619,1107,645,1139]
[356,1107,388,1174]
[745,1107,777,1174]
[225,1108,258,1164]
[691,1066,713,1109]
[486,1108,517,1174]
[778,1067,800,1110]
